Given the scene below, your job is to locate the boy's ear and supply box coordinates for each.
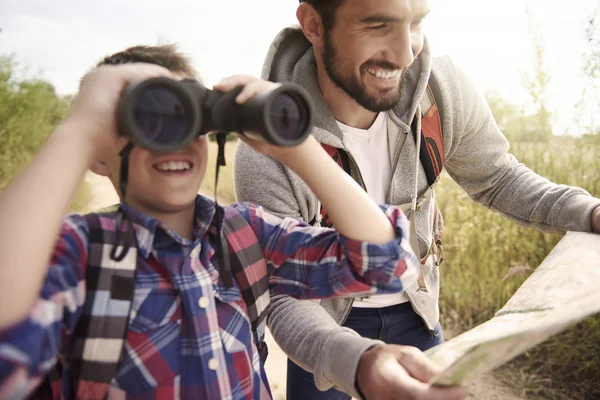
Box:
[90,161,111,177]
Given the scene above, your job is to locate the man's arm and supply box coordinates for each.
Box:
[437,58,600,233]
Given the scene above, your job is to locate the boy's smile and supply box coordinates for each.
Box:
[152,155,195,175]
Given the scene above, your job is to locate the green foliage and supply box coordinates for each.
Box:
[0,55,90,213]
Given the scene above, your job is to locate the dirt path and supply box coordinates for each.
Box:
[84,172,524,400]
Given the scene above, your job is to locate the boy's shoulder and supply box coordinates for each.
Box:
[223,201,261,220]
[62,207,122,238]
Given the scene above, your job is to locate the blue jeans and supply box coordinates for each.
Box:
[286,302,444,400]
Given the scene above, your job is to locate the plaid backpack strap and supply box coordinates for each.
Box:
[68,211,138,400]
[219,206,270,362]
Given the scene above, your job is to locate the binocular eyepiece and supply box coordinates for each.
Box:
[117,77,315,153]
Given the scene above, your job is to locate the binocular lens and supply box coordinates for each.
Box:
[269,93,305,141]
[133,86,192,147]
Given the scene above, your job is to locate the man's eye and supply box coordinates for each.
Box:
[368,24,387,30]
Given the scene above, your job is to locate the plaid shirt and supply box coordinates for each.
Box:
[0,195,418,400]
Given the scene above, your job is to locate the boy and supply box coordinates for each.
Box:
[0,45,436,400]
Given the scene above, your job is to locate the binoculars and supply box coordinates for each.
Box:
[117,77,315,153]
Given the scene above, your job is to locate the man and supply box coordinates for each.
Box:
[234,1,600,399]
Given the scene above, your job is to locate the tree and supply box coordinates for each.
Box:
[0,55,70,189]
[574,1,600,135]
[519,1,553,142]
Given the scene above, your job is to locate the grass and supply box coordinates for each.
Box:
[436,136,600,399]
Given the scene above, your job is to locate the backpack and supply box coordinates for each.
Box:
[318,79,445,267]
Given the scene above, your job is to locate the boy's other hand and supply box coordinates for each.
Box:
[64,63,175,162]
[356,344,468,400]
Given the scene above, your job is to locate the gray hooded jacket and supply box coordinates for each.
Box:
[233,27,600,398]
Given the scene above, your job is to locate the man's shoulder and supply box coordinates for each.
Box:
[430,55,458,86]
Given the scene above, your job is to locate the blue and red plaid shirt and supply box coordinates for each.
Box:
[0,195,418,399]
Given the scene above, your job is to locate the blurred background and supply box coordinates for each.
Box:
[1,0,599,398]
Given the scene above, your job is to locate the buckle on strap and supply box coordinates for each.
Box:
[420,240,445,267]
[432,240,445,266]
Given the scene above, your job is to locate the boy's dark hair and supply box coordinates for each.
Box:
[299,0,345,32]
[97,44,198,78]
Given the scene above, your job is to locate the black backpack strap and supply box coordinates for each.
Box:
[413,117,437,188]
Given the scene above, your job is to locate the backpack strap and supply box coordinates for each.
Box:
[218,206,271,363]
[417,78,445,187]
[417,77,446,267]
[68,211,138,400]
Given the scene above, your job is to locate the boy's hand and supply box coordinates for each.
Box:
[64,63,175,162]
[213,75,307,161]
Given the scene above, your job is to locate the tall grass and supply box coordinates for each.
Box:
[436,136,600,399]
[0,55,92,213]
[199,140,238,204]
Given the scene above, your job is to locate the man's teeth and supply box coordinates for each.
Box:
[367,68,400,79]
[156,161,191,171]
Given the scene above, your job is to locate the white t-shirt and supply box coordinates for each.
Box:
[336,112,409,308]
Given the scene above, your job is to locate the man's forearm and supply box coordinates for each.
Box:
[0,120,94,329]
[268,295,378,398]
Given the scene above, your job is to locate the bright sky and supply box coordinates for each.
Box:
[1,0,599,134]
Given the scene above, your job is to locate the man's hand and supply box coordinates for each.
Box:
[592,206,600,233]
[356,344,467,400]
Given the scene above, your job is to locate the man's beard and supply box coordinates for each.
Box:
[323,33,402,113]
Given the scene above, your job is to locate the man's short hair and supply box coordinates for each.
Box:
[97,44,198,78]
